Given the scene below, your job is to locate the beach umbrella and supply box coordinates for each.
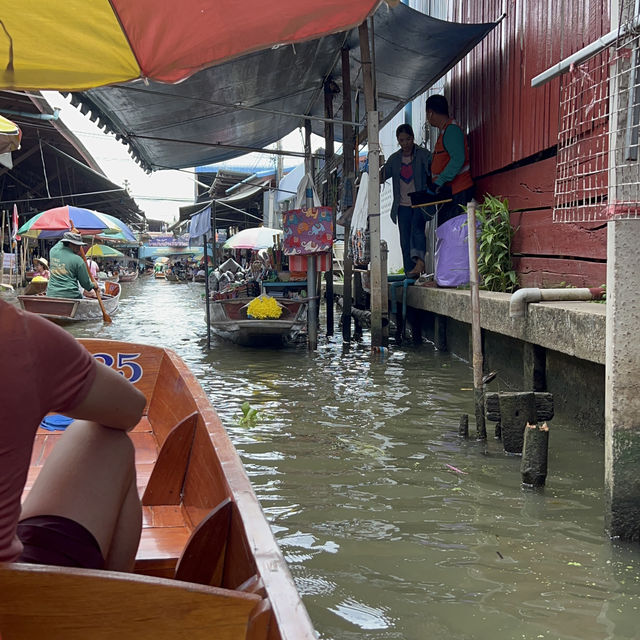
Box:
[223,227,282,250]
[86,244,125,258]
[17,205,125,239]
[96,213,137,243]
[1,1,382,91]
[0,114,21,154]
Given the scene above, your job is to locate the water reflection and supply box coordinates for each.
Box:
[58,277,640,640]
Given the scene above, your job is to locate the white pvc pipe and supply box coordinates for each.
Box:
[509,287,605,318]
[531,14,640,87]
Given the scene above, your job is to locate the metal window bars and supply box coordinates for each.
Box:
[553,8,640,223]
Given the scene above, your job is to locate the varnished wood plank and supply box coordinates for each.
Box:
[136,526,190,563]
[0,563,260,640]
[142,506,186,529]
[174,499,232,587]
[143,413,198,506]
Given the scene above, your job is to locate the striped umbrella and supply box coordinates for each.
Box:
[0,1,382,91]
[85,244,125,258]
[17,205,128,239]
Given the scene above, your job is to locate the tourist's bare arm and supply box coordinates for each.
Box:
[65,362,146,431]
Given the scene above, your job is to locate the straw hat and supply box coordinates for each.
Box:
[34,257,48,269]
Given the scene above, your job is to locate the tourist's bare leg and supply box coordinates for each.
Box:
[20,420,142,571]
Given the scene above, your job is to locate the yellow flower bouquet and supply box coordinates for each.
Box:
[246,294,283,319]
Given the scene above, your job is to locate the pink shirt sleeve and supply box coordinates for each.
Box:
[0,302,97,561]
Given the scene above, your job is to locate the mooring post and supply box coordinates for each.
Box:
[485,391,554,455]
[466,200,486,439]
[458,414,469,439]
[521,422,549,486]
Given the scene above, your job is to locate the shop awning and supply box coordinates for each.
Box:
[69,4,498,171]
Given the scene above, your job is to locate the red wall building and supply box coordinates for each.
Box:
[447,0,610,287]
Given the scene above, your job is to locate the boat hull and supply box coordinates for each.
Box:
[118,271,139,283]
[206,297,307,346]
[18,281,121,322]
[165,273,188,283]
[2,339,316,640]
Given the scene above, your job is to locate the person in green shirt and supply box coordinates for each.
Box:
[46,232,98,299]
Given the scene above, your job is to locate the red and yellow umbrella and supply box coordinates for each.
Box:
[2,0,385,91]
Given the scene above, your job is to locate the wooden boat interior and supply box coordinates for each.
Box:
[18,281,120,319]
[1,339,314,639]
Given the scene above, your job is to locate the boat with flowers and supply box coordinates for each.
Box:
[206,294,307,346]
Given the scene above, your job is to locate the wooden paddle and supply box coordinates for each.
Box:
[72,228,112,323]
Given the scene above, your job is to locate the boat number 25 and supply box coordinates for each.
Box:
[92,353,143,384]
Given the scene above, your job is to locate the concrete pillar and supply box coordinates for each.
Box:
[523,343,546,391]
[605,219,640,542]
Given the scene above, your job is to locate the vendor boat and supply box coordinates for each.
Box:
[165,272,189,283]
[98,273,120,283]
[17,281,121,322]
[206,296,307,346]
[0,338,316,640]
[118,270,139,283]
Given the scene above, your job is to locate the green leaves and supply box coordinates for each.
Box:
[238,401,259,427]
[476,194,518,293]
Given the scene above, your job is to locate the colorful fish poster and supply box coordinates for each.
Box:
[282,207,333,255]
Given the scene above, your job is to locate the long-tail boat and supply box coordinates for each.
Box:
[0,338,316,640]
[117,270,139,283]
[206,297,307,346]
[17,281,121,322]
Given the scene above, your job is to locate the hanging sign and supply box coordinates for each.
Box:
[282,207,333,255]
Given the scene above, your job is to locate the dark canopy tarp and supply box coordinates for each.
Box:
[70,4,497,171]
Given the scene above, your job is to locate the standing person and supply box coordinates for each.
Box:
[87,256,99,280]
[425,94,475,226]
[46,232,98,299]
[381,124,432,277]
[0,299,146,570]
[33,257,50,280]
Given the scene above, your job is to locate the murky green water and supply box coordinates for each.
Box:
[36,278,640,638]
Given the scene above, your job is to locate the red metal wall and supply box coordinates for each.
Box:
[447,0,610,287]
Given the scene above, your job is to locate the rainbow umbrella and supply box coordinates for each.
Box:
[96,213,137,243]
[17,205,126,239]
[86,244,125,258]
[0,1,382,91]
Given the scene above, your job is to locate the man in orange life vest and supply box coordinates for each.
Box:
[425,94,475,226]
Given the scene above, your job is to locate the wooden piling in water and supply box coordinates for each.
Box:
[521,422,549,486]
[485,391,554,455]
[458,414,469,438]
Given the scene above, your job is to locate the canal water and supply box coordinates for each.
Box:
[37,277,640,638]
